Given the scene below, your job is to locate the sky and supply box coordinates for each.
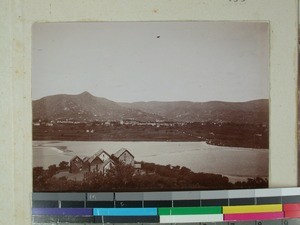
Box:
[32,21,269,102]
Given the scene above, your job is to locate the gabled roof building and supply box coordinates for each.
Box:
[69,148,135,174]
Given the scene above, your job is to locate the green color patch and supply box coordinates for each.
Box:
[158,206,222,215]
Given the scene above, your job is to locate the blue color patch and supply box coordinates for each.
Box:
[32,208,93,215]
[93,208,157,216]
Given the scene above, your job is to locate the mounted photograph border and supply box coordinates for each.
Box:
[0,0,298,224]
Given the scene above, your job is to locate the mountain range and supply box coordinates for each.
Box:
[33,91,268,124]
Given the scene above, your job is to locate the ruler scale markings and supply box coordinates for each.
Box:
[255,220,282,225]
[283,218,300,225]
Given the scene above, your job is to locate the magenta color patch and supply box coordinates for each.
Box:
[224,212,284,221]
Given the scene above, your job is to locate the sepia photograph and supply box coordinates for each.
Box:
[32,21,269,192]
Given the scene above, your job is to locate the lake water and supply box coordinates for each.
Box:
[33,141,268,180]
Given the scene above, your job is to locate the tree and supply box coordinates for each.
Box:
[47,164,58,177]
[105,163,135,188]
[33,167,47,191]
[58,161,69,170]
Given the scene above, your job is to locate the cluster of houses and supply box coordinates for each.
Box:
[70,148,139,174]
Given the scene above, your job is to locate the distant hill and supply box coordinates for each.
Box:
[32,92,162,122]
[33,91,268,124]
[120,100,269,124]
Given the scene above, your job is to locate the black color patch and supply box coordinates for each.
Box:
[282,196,300,204]
[103,216,160,223]
[229,198,255,206]
[144,200,172,207]
[32,200,58,208]
[61,201,85,208]
[173,200,200,207]
[201,199,228,206]
[256,197,282,204]
[116,201,143,208]
[57,215,94,223]
[86,201,114,208]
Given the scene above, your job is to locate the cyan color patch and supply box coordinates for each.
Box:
[93,207,157,216]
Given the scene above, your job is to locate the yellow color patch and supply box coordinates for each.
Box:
[223,204,283,214]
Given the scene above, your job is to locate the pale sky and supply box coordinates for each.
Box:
[32,22,269,102]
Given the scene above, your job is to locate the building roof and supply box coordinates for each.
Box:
[94,149,110,158]
[102,158,115,167]
[87,155,103,164]
[82,156,89,162]
[113,148,134,159]
[70,155,83,162]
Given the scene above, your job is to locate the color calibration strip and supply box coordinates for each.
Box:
[32,204,300,223]
[32,187,300,224]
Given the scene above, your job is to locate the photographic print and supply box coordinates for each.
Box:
[32,22,269,192]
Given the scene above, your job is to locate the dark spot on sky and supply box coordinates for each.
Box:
[157,36,160,39]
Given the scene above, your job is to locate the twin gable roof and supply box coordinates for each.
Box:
[87,155,103,164]
[70,155,83,162]
[94,149,110,158]
[81,149,111,164]
[71,148,134,164]
[102,158,115,167]
[113,147,134,159]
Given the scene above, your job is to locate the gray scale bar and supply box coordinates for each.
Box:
[87,193,114,201]
[255,188,282,198]
[171,191,200,200]
[256,196,282,205]
[228,189,255,199]
[200,190,229,200]
[281,188,300,196]
[32,187,300,207]
[33,193,86,201]
[115,192,143,201]
[143,192,172,201]
[229,197,255,206]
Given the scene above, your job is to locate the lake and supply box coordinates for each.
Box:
[33,141,268,180]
